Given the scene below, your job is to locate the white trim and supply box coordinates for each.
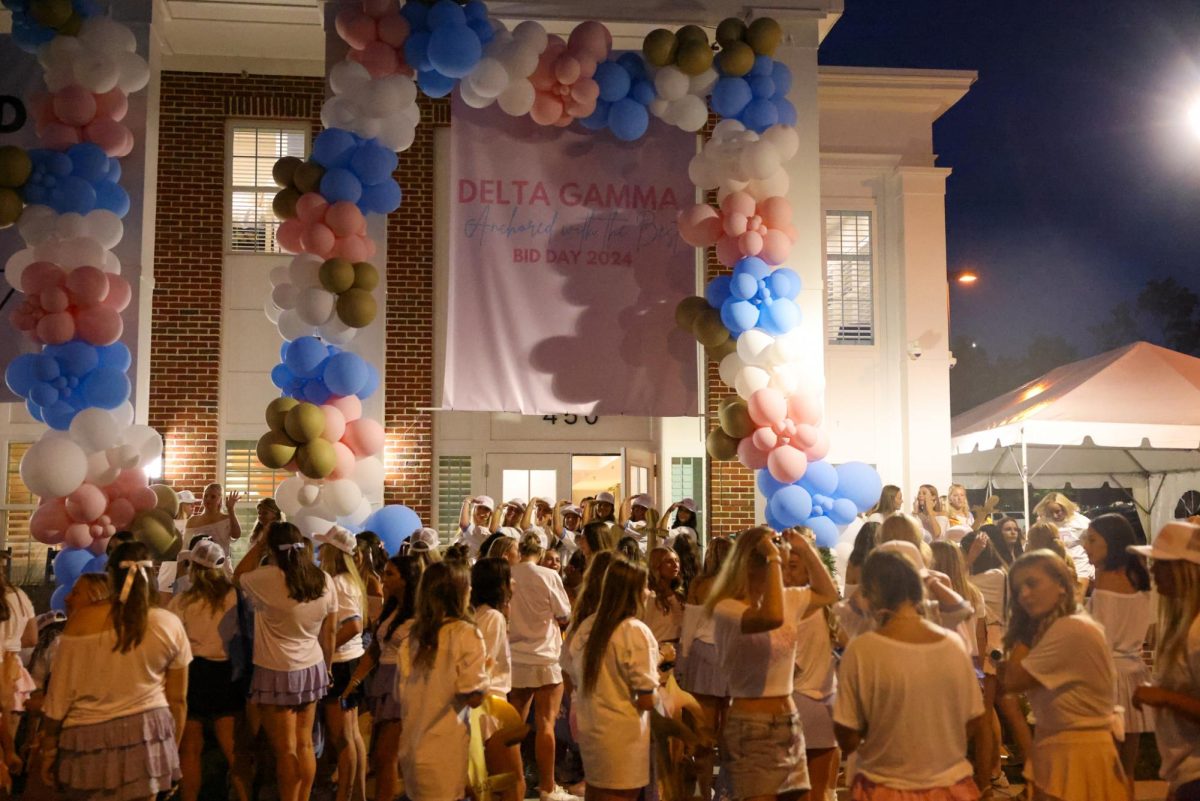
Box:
[223,118,310,255]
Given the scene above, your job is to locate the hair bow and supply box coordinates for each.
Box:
[117,559,154,603]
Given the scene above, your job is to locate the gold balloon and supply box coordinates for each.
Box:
[265,396,299,432]
[293,161,325,195]
[131,509,179,559]
[747,17,783,56]
[257,431,298,469]
[691,308,730,349]
[352,261,379,291]
[319,258,355,293]
[676,40,714,76]
[272,187,300,220]
[30,0,72,28]
[642,28,677,67]
[336,288,377,328]
[0,146,32,189]
[57,11,82,34]
[273,156,302,188]
[0,189,22,229]
[715,17,747,48]
[706,427,739,461]
[718,396,755,438]
[296,438,336,479]
[284,402,325,444]
[674,296,709,332]
[707,338,738,362]
[675,24,708,48]
[719,41,755,77]
[150,484,179,517]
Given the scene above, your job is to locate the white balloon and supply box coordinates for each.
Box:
[649,98,670,120]
[771,329,804,363]
[264,297,282,324]
[654,66,688,102]
[107,443,140,470]
[80,17,137,53]
[768,365,800,396]
[69,408,120,452]
[734,365,771,400]
[318,316,357,346]
[469,57,509,98]
[87,210,123,249]
[295,287,336,326]
[292,514,334,540]
[128,425,163,463]
[17,205,56,244]
[298,482,322,508]
[762,124,800,161]
[21,436,87,499]
[329,61,371,96]
[745,171,789,201]
[344,498,373,527]
[324,479,363,517]
[497,79,535,116]
[271,283,298,311]
[288,254,322,288]
[737,329,776,366]
[116,50,150,93]
[86,450,121,486]
[458,81,495,109]
[512,20,548,52]
[743,142,781,181]
[274,476,305,517]
[377,118,416,152]
[277,309,316,341]
[718,352,744,388]
[111,401,135,427]
[269,265,290,287]
[674,94,709,132]
[689,67,718,96]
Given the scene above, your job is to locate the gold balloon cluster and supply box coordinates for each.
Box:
[0,146,32,228]
[319,257,379,328]
[131,485,184,559]
[642,24,714,76]
[257,397,336,479]
[714,17,783,77]
[27,0,87,36]
[707,396,756,460]
[674,295,737,362]
[271,156,326,220]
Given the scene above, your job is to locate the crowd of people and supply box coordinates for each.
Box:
[0,483,1197,801]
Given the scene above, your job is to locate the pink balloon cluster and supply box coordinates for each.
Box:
[32,86,133,157]
[736,388,830,484]
[678,191,798,267]
[335,0,413,79]
[30,468,157,551]
[277,193,377,261]
[528,21,610,127]
[11,262,131,345]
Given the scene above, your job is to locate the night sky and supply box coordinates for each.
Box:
[819,0,1200,358]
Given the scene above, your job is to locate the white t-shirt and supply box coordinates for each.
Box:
[972,569,1008,627]
[508,561,571,667]
[331,573,366,663]
[168,587,239,661]
[712,586,811,698]
[1021,614,1116,737]
[375,609,411,666]
[457,524,490,559]
[188,517,233,557]
[44,608,193,727]
[640,593,684,644]
[240,566,337,672]
[793,608,837,700]
[834,630,982,790]
[1055,512,1094,580]
[475,605,512,696]
[1156,615,1200,790]
[0,588,34,652]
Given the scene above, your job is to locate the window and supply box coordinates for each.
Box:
[502,470,557,508]
[3,442,47,585]
[825,211,874,345]
[437,456,472,542]
[228,123,308,253]
[670,456,704,538]
[223,440,287,564]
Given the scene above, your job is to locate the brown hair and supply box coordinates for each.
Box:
[1003,550,1077,651]
[411,561,472,670]
[581,559,648,694]
[107,541,154,653]
[268,522,327,603]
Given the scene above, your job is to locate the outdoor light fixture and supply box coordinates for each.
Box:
[953,269,979,285]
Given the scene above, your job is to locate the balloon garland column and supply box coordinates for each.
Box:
[2,0,166,606]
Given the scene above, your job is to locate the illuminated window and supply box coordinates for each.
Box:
[223,440,287,564]
[3,442,46,585]
[228,123,308,253]
[437,456,472,543]
[825,211,874,345]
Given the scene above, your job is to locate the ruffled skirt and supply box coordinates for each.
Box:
[1024,729,1126,801]
[850,775,980,801]
[58,707,180,801]
[250,663,327,706]
[366,662,402,721]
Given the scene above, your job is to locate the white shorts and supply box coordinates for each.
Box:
[510,662,562,689]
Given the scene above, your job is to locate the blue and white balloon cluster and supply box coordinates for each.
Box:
[707,256,802,337]
[24,145,129,217]
[311,128,402,215]
[5,341,131,430]
[712,56,796,133]
[272,336,379,405]
[402,0,494,98]
[580,54,656,142]
[761,460,882,547]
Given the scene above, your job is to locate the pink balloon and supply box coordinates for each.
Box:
[41,286,70,313]
[132,486,158,512]
[748,388,788,427]
[115,468,148,494]
[721,191,757,219]
[553,55,581,85]
[715,236,742,268]
[329,442,357,480]
[722,212,749,238]
[336,8,376,50]
[104,274,133,311]
[40,122,81,151]
[327,394,363,422]
[760,229,792,265]
[30,501,71,545]
[86,117,132,157]
[276,219,304,253]
[759,196,792,229]
[66,483,107,523]
[325,201,363,237]
[64,523,93,549]
[94,89,128,122]
[362,0,391,18]
[342,418,384,458]
[804,429,830,462]
[787,391,823,426]
[88,536,110,555]
[89,524,104,539]
[377,14,410,47]
[36,312,75,344]
[567,20,612,61]
[66,265,109,304]
[359,40,399,78]
[301,223,336,257]
[530,94,564,126]
[335,235,371,263]
[295,192,328,223]
[20,261,62,294]
[76,305,123,345]
[767,445,808,484]
[751,426,778,452]
[736,436,769,470]
[791,423,819,449]
[54,85,97,126]
[107,497,135,528]
[571,78,600,104]
[739,230,764,257]
[320,404,347,442]
[677,205,722,247]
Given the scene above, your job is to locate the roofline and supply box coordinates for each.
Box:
[818,65,977,118]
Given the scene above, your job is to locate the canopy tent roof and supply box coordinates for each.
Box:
[951,342,1200,489]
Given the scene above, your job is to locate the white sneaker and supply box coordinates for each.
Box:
[540,785,583,801]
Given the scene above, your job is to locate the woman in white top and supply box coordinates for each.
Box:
[913,484,946,542]
[0,553,36,733]
[563,558,659,799]
[506,533,574,801]
[1129,522,1200,800]
[1001,550,1126,801]
[174,488,198,537]
[396,561,488,801]
[1033,492,1092,586]
[168,539,250,801]
[642,546,685,645]
[472,557,527,801]
[705,527,838,801]
[946,483,974,530]
[833,550,988,800]
[234,522,336,801]
[345,554,423,801]
[40,542,192,800]
[315,526,369,801]
[1083,514,1155,795]
[864,485,902,524]
[187,483,242,558]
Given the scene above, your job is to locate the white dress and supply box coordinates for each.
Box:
[562,616,659,790]
[1087,589,1154,733]
[187,517,233,558]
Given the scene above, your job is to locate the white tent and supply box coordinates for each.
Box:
[950,342,1200,533]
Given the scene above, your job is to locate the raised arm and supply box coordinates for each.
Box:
[786,532,839,607]
[233,538,267,587]
[740,537,785,634]
[458,497,472,532]
[225,491,242,541]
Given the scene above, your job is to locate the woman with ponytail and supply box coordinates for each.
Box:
[235,522,336,801]
[40,541,192,801]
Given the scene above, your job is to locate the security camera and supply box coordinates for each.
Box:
[907,341,923,360]
[949,355,958,369]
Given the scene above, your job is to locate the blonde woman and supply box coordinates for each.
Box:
[946,484,974,529]
[1033,492,1092,583]
[188,483,242,559]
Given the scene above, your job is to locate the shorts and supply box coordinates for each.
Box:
[328,659,364,710]
[187,657,248,719]
[719,707,809,798]
[793,692,836,750]
[510,662,562,689]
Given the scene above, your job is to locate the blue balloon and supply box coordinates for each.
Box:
[768,485,813,528]
[766,268,801,299]
[81,367,130,409]
[462,0,488,22]
[776,98,798,126]
[711,77,752,118]
[595,61,631,103]
[799,459,838,497]
[5,354,40,396]
[44,401,78,431]
[53,341,99,377]
[735,255,771,281]
[302,380,332,405]
[30,382,59,408]
[751,55,774,77]
[427,0,466,27]
[400,1,428,27]
[320,168,363,204]
[271,363,295,390]
[417,69,456,98]
[404,31,432,72]
[54,175,96,214]
[616,52,647,81]
[69,142,109,181]
[83,554,109,574]
[362,504,423,555]
[323,351,368,396]
[467,17,493,44]
[740,98,779,132]
[756,469,788,498]
[26,398,44,423]
[772,62,793,96]
[630,79,656,106]
[760,297,801,335]
[94,180,130,217]
[357,362,380,399]
[54,546,94,587]
[312,128,358,169]
[730,272,758,301]
[608,99,649,142]
[50,585,69,613]
[705,275,732,308]
[808,515,840,548]
[834,462,884,512]
[829,498,859,527]
[720,299,759,335]
[285,336,328,379]
[764,504,785,533]
[359,180,402,215]
[749,75,776,99]
[578,100,611,131]
[350,143,398,185]
[97,342,132,372]
[428,24,482,79]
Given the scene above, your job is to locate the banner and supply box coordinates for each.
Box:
[444,96,699,416]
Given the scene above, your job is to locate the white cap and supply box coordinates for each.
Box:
[631,493,653,509]
[504,497,527,510]
[595,491,616,505]
[313,525,357,555]
[178,539,227,570]
[471,495,495,511]
[562,505,583,517]
[177,490,197,504]
[1128,521,1200,565]
[677,498,697,513]
[412,527,439,547]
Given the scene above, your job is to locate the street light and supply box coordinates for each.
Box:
[952,269,979,285]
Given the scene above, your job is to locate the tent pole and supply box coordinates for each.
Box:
[1021,428,1031,525]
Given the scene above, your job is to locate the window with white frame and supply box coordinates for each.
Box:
[825,211,874,345]
[228,123,308,253]
[223,440,287,564]
[3,442,46,585]
[437,456,472,543]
